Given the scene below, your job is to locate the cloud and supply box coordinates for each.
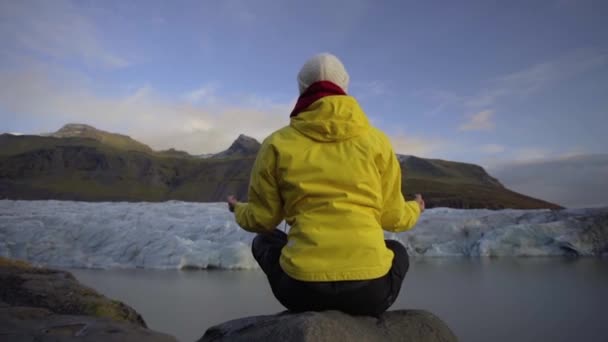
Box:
[351,80,389,97]
[482,147,553,169]
[389,134,445,157]
[416,48,608,119]
[413,89,464,117]
[481,144,506,154]
[0,62,291,154]
[183,84,219,104]
[464,89,509,109]
[498,49,607,89]
[459,110,495,131]
[0,60,440,158]
[490,154,608,208]
[0,0,128,68]
[514,148,550,162]
[466,48,608,108]
[221,0,257,25]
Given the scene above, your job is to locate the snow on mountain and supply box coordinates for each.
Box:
[0,200,606,270]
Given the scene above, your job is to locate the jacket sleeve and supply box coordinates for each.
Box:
[234,139,284,233]
[379,145,421,232]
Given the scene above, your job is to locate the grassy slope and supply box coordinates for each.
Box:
[91,133,152,153]
[0,134,253,202]
[397,156,559,209]
[51,124,154,153]
[0,134,561,209]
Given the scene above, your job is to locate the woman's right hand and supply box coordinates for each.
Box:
[227,195,238,213]
[415,194,425,213]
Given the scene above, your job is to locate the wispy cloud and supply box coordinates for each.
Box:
[467,48,608,108]
[481,144,506,154]
[459,110,495,131]
[389,133,445,157]
[414,89,464,117]
[485,147,553,168]
[514,148,550,162]
[415,48,608,123]
[454,48,601,131]
[183,84,219,104]
[0,63,291,154]
[221,0,257,25]
[489,153,608,208]
[0,0,128,68]
[351,80,389,97]
[0,60,439,157]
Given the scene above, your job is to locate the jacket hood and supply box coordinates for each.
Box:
[290,95,370,142]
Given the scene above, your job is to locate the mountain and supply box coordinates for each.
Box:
[394,154,560,209]
[0,132,253,202]
[490,154,608,208]
[0,126,560,209]
[157,148,194,159]
[212,134,261,159]
[47,124,153,153]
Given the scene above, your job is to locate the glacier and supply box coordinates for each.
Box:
[0,200,606,270]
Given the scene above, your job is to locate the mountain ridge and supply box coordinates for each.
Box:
[211,134,261,159]
[46,124,154,153]
[0,125,561,209]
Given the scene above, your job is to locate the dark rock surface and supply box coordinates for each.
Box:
[0,258,177,341]
[0,306,176,342]
[199,310,458,342]
[0,258,145,326]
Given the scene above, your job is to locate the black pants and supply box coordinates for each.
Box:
[252,229,409,316]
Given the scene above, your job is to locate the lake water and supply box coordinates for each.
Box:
[69,258,608,342]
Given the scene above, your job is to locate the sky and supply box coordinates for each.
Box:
[0,0,607,204]
[491,154,608,208]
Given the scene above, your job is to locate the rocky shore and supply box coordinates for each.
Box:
[1,257,457,341]
[0,257,177,341]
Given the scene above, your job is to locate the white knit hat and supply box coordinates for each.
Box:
[297,53,350,94]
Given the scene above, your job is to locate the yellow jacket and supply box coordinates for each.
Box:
[234,95,420,281]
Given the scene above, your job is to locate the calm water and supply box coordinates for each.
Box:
[69,258,608,342]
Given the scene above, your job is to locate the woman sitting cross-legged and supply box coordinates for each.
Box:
[227,53,424,316]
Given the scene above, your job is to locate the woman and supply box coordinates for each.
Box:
[227,53,424,316]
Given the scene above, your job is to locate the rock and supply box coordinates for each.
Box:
[0,257,178,341]
[0,257,145,326]
[0,306,177,342]
[199,310,458,342]
[212,134,261,158]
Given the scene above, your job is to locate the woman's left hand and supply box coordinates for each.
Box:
[415,194,425,213]
[227,195,238,212]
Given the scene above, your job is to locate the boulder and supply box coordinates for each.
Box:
[199,310,457,342]
[0,306,176,342]
[0,257,177,341]
[0,257,145,326]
